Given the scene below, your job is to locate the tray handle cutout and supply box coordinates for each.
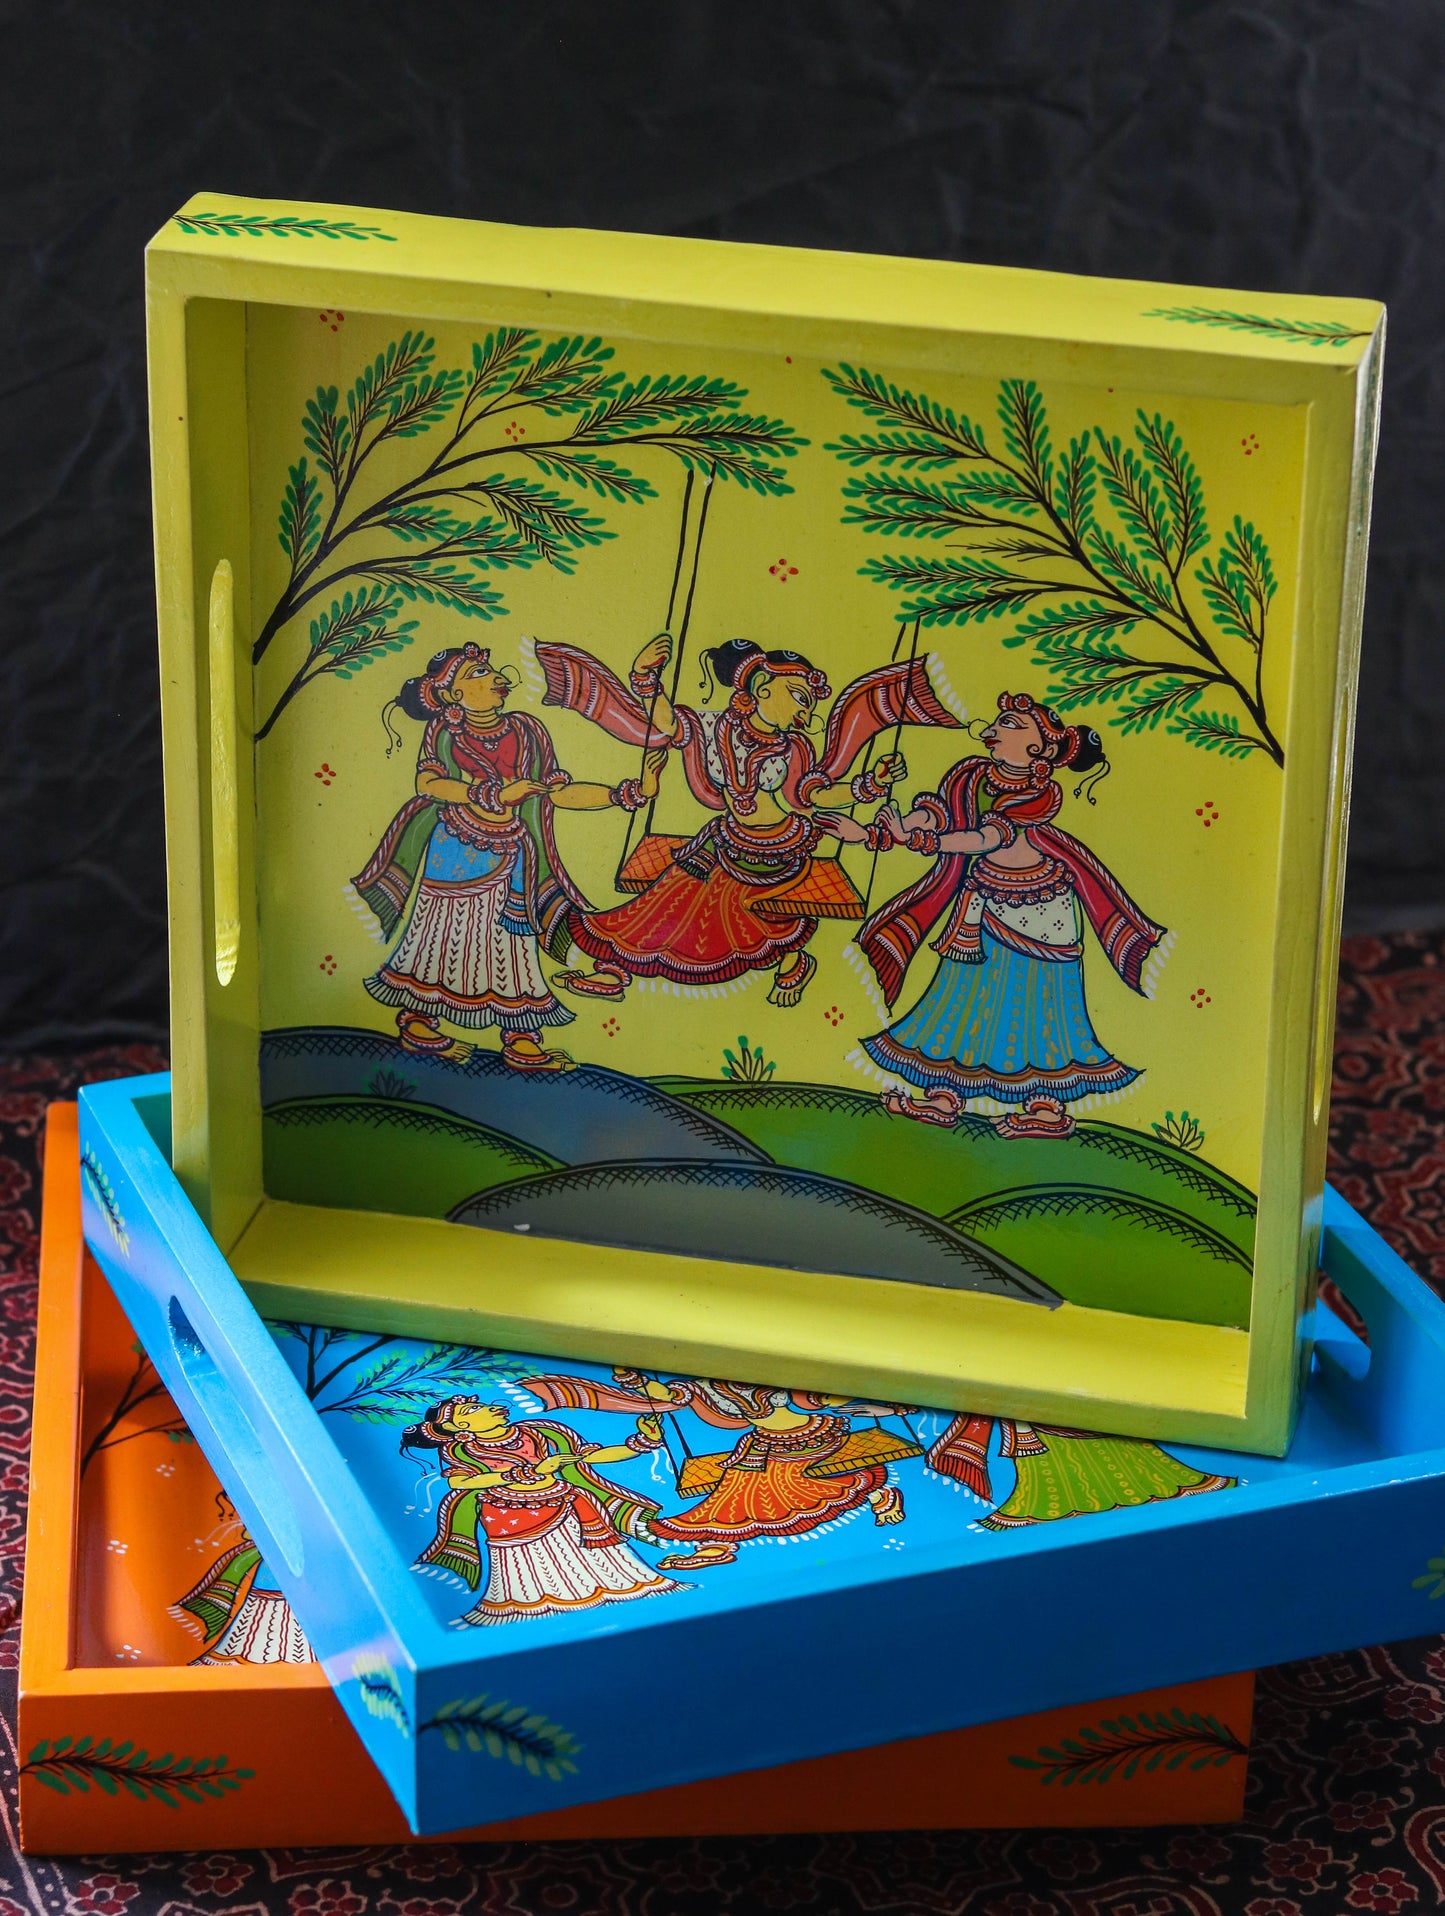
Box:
[167,1294,304,1577]
[208,558,240,987]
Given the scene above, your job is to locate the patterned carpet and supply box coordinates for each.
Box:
[2,930,1444,1913]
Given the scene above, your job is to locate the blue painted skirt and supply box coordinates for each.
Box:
[862,934,1138,1106]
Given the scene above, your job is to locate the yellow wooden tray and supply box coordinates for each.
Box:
[148,193,1382,1452]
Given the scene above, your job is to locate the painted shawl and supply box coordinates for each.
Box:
[351,712,589,962]
[171,1536,264,1653]
[857,756,1166,1009]
[533,643,960,812]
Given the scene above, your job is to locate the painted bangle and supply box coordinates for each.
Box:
[851,768,887,804]
[905,828,941,855]
[467,778,503,809]
[986,812,1017,848]
[860,821,892,853]
[630,668,663,697]
[609,778,648,812]
[625,1428,660,1452]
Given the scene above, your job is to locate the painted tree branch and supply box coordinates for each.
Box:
[255,330,803,738]
[421,1694,580,1780]
[824,366,1284,765]
[80,1347,190,1476]
[1009,1708,1247,1785]
[23,1737,254,1805]
[267,1321,531,1421]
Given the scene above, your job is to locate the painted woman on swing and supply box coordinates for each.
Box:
[832,692,1168,1139]
[533,631,959,1006]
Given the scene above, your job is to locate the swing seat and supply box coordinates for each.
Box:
[674,1428,924,1498]
[676,1451,731,1497]
[806,1428,925,1477]
[617,833,689,892]
[617,835,867,920]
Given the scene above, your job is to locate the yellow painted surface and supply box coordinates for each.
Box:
[233,1195,1251,1440]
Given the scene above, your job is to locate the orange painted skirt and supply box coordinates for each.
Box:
[654,1417,887,1545]
[572,861,817,987]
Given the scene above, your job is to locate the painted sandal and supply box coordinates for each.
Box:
[395,1012,471,1062]
[501,1037,575,1074]
[879,1085,962,1127]
[555,968,630,999]
[994,1097,1075,1140]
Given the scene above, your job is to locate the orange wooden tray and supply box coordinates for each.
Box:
[21,1105,1252,1852]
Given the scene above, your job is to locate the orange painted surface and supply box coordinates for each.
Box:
[21,1107,1252,1853]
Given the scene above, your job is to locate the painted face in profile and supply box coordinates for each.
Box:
[981,704,1047,770]
[753,671,817,733]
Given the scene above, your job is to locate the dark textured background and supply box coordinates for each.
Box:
[5,0,1443,1048]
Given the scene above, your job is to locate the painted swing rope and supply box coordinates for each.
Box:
[612,462,713,888]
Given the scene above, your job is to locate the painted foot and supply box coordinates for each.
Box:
[555,967,630,1000]
[869,1485,905,1526]
[501,1034,575,1074]
[396,1012,471,1063]
[656,1542,738,1570]
[767,950,816,1007]
[880,1085,962,1128]
[994,1097,1075,1140]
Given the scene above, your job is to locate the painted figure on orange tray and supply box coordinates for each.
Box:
[401,1396,684,1625]
[172,1500,312,1665]
[351,642,666,1071]
[532,632,959,1007]
[925,1413,1235,1529]
[823,693,1167,1139]
[525,1368,921,1568]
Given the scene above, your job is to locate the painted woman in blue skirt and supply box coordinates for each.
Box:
[822,693,1168,1139]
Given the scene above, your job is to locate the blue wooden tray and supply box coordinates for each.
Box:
[78,1071,1445,1837]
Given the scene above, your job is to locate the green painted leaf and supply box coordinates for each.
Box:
[1145,305,1368,347]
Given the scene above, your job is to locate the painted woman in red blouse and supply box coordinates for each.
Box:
[534,632,958,1007]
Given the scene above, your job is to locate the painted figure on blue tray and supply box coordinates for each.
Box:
[401,1396,684,1625]
[350,642,666,1072]
[531,632,958,1007]
[925,1414,1235,1527]
[526,1368,921,1569]
[823,692,1168,1139]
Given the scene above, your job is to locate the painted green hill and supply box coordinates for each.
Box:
[657,1079,1256,1327]
[263,1096,563,1221]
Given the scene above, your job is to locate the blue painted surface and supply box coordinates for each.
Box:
[78,1072,1445,1837]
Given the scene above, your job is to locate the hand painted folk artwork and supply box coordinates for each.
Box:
[251,306,1296,1330]
[265,1321,1238,1628]
[75,1297,1236,1657]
